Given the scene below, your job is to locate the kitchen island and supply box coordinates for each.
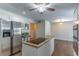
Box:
[22,35,55,56]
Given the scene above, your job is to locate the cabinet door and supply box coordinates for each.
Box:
[50,38,54,55]
[22,44,37,56]
[38,41,50,56]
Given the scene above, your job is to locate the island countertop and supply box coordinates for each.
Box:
[22,35,55,48]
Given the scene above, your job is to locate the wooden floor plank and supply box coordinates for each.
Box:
[52,39,74,56]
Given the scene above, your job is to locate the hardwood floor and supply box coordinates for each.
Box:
[52,39,74,56]
[13,52,22,56]
[0,39,74,56]
[13,39,74,56]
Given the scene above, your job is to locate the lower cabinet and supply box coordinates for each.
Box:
[50,38,54,55]
[22,38,54,56]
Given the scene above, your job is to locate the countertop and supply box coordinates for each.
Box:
[22,35,55,48]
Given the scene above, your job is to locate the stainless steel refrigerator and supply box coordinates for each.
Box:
[0,19,22,56]
[10,21,22,55]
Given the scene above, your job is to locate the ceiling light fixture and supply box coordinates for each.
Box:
[59,19,63,24]
[74,20,79,24]
[32,3,52,13]
[59,22,63,24]
[22,11,26,15]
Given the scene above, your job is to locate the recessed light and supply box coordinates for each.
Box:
[59,22,63,24]
[22,11,26,15]
[74,21,79,24]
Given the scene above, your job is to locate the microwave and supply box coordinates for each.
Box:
[3,30,11,37]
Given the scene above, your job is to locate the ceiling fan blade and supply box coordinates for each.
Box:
[29,8,37,11]
[40,12,43,14]
[45,3,50,5]
[47,8,55,11]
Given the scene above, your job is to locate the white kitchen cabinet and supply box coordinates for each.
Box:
[22,38,54,56]
[37,41,50,56]
[22,44,37,56]
[50,38,54,55]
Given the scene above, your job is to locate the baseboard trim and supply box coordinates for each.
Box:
[73,49,77,56]
[55,38,73,42]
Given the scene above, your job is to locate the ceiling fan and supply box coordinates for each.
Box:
[29,3,55,14]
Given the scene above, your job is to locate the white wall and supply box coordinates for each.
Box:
[51,21,73,41]
[0,9,34,23]
[45,20,51,35]
[36,21,45,38]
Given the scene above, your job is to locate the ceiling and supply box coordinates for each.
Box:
[0,3,77,22]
